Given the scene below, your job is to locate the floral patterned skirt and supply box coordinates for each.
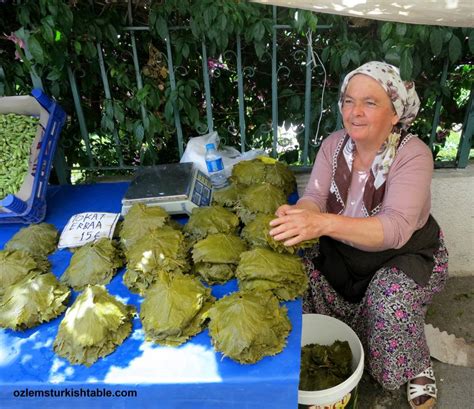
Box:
[302,232,449,390]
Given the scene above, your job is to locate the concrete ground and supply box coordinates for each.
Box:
[357,276,474,408]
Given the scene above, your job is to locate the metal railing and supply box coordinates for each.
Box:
[25,3,472,182]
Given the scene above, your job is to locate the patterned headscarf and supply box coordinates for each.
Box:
[338,61,420,130]
[328,62,421,217]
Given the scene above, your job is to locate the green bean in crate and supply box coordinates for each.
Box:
[0,113,39,199]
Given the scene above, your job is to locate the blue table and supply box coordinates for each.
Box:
[0,183,302,409]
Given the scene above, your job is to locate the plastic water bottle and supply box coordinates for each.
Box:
[204,143,228,189]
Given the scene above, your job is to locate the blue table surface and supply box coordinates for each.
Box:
[0,183,302,409]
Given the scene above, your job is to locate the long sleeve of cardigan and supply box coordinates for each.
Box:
[300,131,433,251]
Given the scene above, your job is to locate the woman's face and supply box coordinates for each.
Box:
[341,74,399,146]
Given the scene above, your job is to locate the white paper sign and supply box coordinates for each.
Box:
[58,212,120,249]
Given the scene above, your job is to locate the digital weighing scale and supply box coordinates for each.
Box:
[121,162,213,216]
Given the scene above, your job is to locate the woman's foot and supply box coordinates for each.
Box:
[407,366,437,408]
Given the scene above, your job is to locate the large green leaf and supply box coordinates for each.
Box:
[140,271,215,346]
[206,291,291,364]
[341,49,351,69]
[448,35,462,63]
[184,205,239,240]
[384,48,400,66]
[155,16,168,40]
[236,247,308,300]
[0,273,70,331]
[53,286,134,366]
[400,48,414,80]
[41,22,54,44]
[60,238,123,291]
[430,29,443,56]
[395,23,407,37]
[27,36,45,64]
[6,223,59,256]
[192,233,247,264]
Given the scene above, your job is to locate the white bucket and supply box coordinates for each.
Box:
[298,314,365,408]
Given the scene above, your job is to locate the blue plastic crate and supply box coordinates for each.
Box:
[0,89,66,224]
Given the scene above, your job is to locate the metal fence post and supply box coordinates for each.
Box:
[201,41,214,134]
[67,65,94,168]
[96,43,125,168]
[271,6,279,158]
[428,58,449,149]
[236,35,246,153]
[456,87,473,168]
[163,23,185,157]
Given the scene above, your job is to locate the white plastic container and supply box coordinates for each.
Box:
[299,314,365,408]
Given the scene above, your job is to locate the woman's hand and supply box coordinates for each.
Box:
[269,208,328,246]
[271,201,385,249]
[274,204,295,218]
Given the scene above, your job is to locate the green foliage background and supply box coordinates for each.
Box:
[0,0,472,181]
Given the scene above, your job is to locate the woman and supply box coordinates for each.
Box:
[269,61,448,409]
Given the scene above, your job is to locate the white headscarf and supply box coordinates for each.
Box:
[338,61,421,130]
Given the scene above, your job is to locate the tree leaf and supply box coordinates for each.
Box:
[47,2,58,16]
[84,42,97,59]
[341,49,351,69]
[182,43,190,59]
[143,115,150,131]
[468,30,474,54]
[50,82,60,97]
[155,16,168,40]
[448,35,462,63]
[321,46,330,63]
[190,18,200,38]
[46,69,62,81]
[255,41,265,60]
[380,23,392,42]
[204,9,211,27]
[107,24,118,45]
[307,13,318,31]
[412,52,422,78]
[430,29,443,56]
[134,123,145,143]
[220,14,227,31]
[400,48,413,80]
[442,28,453,44]
[254,23,265,42]
[74,41,82,55]
[61,3,74,31]
[395,23,407,37]
[105,100,114,117]
[349,49,360,67]
[384,48,400,66]
[42,23,54,44]
[27,36,45,64]
[416,26,428,43]
[288,95,301,112]
[113,102,124,123]
[18,5,30,26]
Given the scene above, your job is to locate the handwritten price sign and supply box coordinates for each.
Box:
[58,212,120,249]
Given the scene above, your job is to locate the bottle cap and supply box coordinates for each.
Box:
[205,143,215,150]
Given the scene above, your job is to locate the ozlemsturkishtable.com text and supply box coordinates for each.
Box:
[12,388,138,398]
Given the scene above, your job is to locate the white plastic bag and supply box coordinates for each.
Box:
[180,131,265,178]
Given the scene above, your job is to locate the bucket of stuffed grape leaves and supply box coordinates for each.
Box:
[298,314,364,409]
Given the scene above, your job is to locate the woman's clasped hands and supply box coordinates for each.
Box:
[269,203,327,246]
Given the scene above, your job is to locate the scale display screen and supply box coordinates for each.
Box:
[121,163,213,215]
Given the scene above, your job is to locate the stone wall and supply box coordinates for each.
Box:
[431,166,474,276]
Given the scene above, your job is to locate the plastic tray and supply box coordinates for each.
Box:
[0,89,66,224]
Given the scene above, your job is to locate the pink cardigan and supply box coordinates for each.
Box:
[300,130,433,251]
